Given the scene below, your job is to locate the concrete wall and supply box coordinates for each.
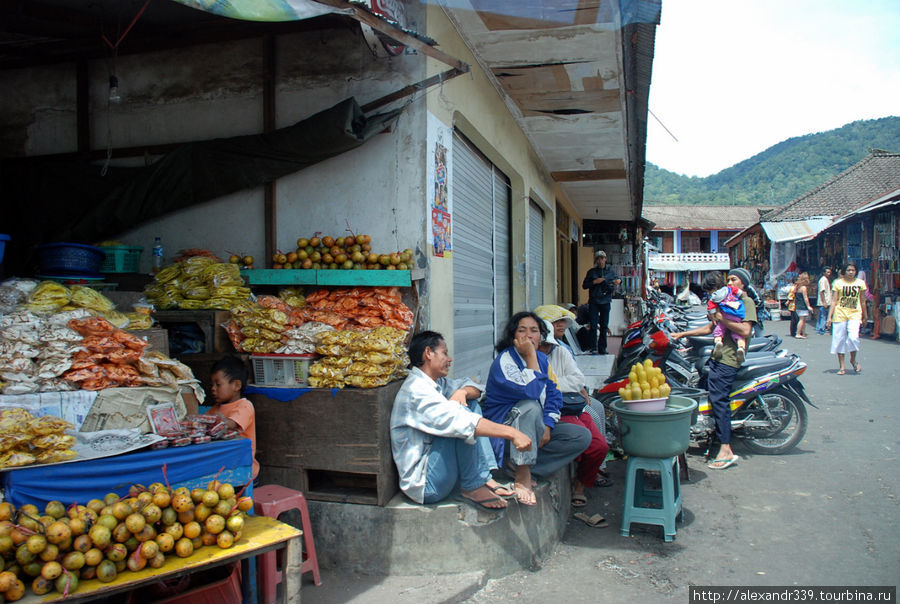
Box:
[1,4,575,337]
[425,6,562,348]
[0,22,427,277]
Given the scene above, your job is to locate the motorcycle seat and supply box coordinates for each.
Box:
[735,355,794,381]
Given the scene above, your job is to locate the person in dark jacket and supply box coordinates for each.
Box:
[581,250,620,354]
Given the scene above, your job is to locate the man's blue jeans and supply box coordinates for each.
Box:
[422,434,493,504]
[816,305,829,334]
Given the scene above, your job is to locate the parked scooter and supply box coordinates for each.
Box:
[595,293,815,456]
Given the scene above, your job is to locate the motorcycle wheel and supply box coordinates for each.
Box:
[737,386,808,455]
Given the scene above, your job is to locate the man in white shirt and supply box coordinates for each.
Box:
[391,331,531,510]
[816,267,833,334]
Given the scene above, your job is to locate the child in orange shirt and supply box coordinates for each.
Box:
[206,356,259,482]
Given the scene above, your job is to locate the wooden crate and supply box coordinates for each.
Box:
[127,327,169,356]
[249,381,401,506]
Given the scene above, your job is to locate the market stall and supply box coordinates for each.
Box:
[0,218,428,599]
[0,274,281,601]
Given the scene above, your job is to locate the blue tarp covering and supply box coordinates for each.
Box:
[244,384,344,401]
[1,439,252,508]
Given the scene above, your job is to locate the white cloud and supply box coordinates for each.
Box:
[646,0,900,177]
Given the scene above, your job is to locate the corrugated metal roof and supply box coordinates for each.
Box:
[760,218,833,243]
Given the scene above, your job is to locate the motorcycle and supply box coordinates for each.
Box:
[594,293,815,456]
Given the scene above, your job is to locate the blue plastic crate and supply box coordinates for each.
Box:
[36,243,106,274]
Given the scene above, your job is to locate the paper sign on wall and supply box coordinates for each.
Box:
[427,112,453,257]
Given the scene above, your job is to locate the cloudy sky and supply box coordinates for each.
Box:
[645,0,900,177]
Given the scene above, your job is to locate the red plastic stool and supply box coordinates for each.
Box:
[253,484,322,603]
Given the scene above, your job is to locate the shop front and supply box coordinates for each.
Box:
[0,0,659,591]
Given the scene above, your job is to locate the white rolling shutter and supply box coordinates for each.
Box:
[451,132,511,381]
[527,201,544,311]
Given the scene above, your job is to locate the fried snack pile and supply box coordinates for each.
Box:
[24,280,126,323]
[144,258,250,310]
[59,317,201,397]
[309,326,408,389]
[224,296,331,355]
[299,287,413,331]
[0,408,76,469]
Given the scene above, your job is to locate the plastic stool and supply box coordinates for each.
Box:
[253,484,322,603]
[620,455,683,542]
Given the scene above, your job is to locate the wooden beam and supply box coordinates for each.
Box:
[361,68,466,113]
[552,169,625,182]
[76,59,89,154]
[263,35,277,268]
[313,0,469,73]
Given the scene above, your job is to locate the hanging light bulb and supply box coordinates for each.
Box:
[108,75,121,103]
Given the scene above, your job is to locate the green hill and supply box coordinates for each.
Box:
[644,116,900,205]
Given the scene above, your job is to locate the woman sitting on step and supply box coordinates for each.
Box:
[482,312,592,506]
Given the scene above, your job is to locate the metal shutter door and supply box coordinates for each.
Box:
[527,201,544,311]
[492,169,511,343]
[451,132,510,381]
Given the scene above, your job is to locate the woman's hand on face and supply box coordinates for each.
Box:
[514,334,536,358]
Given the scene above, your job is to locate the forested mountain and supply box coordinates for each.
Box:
[644,116,900,206]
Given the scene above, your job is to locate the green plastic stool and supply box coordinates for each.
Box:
[620,455,683,542]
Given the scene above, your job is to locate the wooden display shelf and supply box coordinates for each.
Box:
[20,516,301,603]
[241,268,419,287]
[249,381,402,506]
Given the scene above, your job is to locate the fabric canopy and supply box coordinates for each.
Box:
[171,0,339,22]
[2,98,402,273]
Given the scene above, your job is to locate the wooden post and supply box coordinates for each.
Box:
[264,34,277,267]
[283,535,303,603]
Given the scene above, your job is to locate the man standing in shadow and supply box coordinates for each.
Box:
[581,250,621,355]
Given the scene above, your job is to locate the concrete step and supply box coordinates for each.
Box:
[300,570,487,604]
[305,469,572,577]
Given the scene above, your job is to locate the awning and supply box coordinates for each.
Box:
[760,218,833,243]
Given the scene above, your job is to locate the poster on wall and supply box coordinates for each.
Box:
[427,112,453,257]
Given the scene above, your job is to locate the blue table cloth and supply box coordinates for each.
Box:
[1,438,252,508]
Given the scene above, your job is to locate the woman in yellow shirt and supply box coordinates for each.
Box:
[825,262,867,375]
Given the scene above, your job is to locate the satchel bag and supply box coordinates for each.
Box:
[561,392,587,416]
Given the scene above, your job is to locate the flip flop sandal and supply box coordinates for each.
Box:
[487,483,516,499]
[454,494,507,512]
[573,512,608,528]
[594,477,614,488]
[571,493,588,507]
[853,363,861,373]
[707,455,739,470]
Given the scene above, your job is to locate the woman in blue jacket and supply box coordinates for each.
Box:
[483,311,591,506]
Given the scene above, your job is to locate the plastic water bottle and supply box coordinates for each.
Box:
[151,237,164,274]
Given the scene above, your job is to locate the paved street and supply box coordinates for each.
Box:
[305,317,899,603]
[466,317,899,603]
